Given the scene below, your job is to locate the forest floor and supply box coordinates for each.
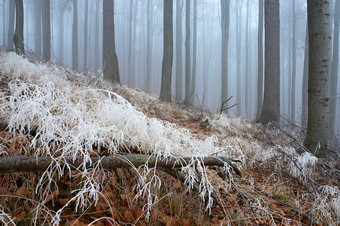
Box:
[0,50,340,225]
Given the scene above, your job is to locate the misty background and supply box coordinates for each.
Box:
[1,0,339,135]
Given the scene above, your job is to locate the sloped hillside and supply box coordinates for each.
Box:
[0,52,339,225]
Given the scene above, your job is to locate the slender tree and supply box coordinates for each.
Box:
[190,0,198,102]
[236,1,242,115]
[291,0,297,122]
[2,0,6,45]
[146,0,154,93]
[42,0,51,61]
[103,0,120,83]
[244,0,250,115]
[329,0,339,136]
[84,0,89,70]
[302,23,308,129]
[175,0,183,100]
[256,0,264,120]
[94,0,100,71]
[184,0,191,104]
[34,0,42,56]
[13,0,24,55]
[8,0,15,49]
[160,0,174,102]
[128,0,134,86]
[304,0,331,156]
[258,0,280,124]
[72,0,78,70]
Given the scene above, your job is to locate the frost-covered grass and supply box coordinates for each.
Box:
[0,52,238,224]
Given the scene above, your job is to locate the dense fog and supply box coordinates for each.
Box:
[1,0,339,135]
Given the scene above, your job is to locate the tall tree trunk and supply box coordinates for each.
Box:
[291,0,297,123]
[244,0,250,115]
[160,0,174,102]
[72,0,78,70]
[95,0,100,71]
[34,0,42,56]
[13,0,24,55]
[256,0,264,121]
[258,0,280,124]
[329,0,340,136]
[184,0,191,104]
[84,0,88,71]
[42,0,51,61]
[302,23,308,129]
[146,0,154,93]
[304,0,331,156]
[103,0,120,83]
[8,0,15,49]
[175,0,183,100]
[128,0,133,86]
[287,0,292,118]
[236,2,242,115]
[58,3,65,64]
[190,0,197,102]
[2,0,6,45]
[220,0,230,112]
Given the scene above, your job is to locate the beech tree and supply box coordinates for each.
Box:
[13,0,24,55]
[72,0,78,70]
[220,0,230,112]
[256,0,264,120]
[175,0,183,100]
[103,0,120,83]
[42,0,51,61]
[160,0,174,102]
[258,0,280,124]
[304,0,331,156]
[184,0,191,104]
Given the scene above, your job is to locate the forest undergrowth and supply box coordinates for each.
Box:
[0,51,339,225]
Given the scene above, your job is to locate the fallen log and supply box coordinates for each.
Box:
[0,155,242,176]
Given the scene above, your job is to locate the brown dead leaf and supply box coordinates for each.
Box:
[181,219,191,226]
[134,208,145,219]
[58,198,70,206]
[123,209,134,222]
[43,191,59,204]
[16,185,29,196]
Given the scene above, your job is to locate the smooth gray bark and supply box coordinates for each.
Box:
[42,0,51,61]
[304,0,331,156]
[220,0,230,112]
[258,0,280,124]
[236,2,242,115]
[302,24,309,129]
[291,0,297,123]
[72,0,78,70]
[8,0,14,49]
[84,0,88,70]
[160,0,174,102]
[103,0,120,83]
[146,0,154,93]
[128,0,133,86]
[184,0,191,104]
[94,0,100,71]
[190,0,197,102]
[256,0,264,121]
[244,0,250,115]
[34,0,42,56]
[13,0,24,55]
[329,0,339,136]
[175,0,183,100]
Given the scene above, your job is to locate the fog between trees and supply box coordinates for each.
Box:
[1,0,340,139]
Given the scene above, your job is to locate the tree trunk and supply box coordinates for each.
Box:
[8,0,15,49]
[42,0,51,61]
[84,0,89,71]
[128,0,133,86]
[244,0,250,116]
[256,0,264,121]
[160,0,174,102]
[13,0,24,55]
[34,0,42,56]
[236,2,242,115]
[95,0,100,71]
[2,0,6,45]
[184,0,191,104]
[258,0,280,124]
[103,0,120,83]
[190,0,197,103]
[329,0,339,136]
[291,0,297,123]
[58,3,65,64]
[220,0,230,112]
[72,0,78,70]
[304,0,331,156]
[146,0,154,93]
[302,23,308,129]
[175,0,183,100]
